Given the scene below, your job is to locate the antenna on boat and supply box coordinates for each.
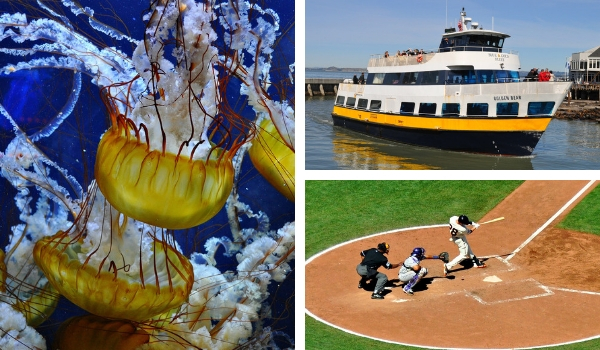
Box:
[445,0,448,28]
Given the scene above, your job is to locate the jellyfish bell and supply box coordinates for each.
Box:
[33,184,195,322]
[248,117,295,202]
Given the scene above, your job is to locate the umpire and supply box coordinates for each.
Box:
[356,242,401,299]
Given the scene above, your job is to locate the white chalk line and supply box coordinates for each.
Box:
[505,180,596,262]
[467,278,553,305]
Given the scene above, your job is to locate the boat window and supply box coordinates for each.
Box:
[451,35,467,50]
[357,98,368,109]
[335,96,345,105]
[421,71,442,85]
[447,70,476,84]
[497,102,519,116]
[442,103,460,116]
[400,102,415,115]
[346,97,356,107]
[527,102,555,116]
[466,103,489,117]
[419,103,437,116]
[477,70,496,83]
[383,73,402,85]
[402,72,420,85]
[370,100,382,111]
[497,70,520,83]
[372,73,385,85]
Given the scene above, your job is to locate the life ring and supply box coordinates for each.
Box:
[417,54,423,63]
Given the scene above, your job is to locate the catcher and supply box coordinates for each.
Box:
[398,247,449,296]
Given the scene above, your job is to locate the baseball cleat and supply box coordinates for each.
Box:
[476,263,487,268]
[358,282,363,289]
[403,287,414,296]
[371,293,384,300]
[443,264,449,277]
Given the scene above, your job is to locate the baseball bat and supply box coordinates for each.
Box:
[478,217,505,225]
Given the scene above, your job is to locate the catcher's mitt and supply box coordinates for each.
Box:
[439,252,449,263]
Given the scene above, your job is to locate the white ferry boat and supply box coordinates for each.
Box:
[332,8,572,156]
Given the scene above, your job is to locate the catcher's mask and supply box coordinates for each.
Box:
[458,215,472,225]
[411,247,425,260]
[377,242,390,253]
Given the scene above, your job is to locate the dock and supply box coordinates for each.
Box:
[305,79,344,96]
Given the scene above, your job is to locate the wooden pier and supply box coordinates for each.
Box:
[569,83,600,101]
[305,78,344,96]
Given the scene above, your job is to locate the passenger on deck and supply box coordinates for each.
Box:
[549,70,556,81]
[353,75,359,84]
[358,72,365,84]
[384,51,390,58]
[538,69,550,82]
[524,69,536,82]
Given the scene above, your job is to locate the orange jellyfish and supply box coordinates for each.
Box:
[33,185,194,322]
[93,1,254,230]
[248,117,295,202]
[53,315,150,350]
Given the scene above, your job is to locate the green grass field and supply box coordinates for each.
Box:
[305,180,600,350]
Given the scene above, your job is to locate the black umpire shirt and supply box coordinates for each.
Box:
[360,248,393,270]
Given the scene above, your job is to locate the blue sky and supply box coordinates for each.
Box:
[305,0,600,72]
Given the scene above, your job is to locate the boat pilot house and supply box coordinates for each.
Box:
[332,8,572,156]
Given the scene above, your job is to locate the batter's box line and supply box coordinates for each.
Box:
[467,278,554,305]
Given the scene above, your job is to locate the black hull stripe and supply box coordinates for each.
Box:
[331,114,543,156]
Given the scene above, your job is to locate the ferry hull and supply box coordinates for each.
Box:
[331,114,546,156]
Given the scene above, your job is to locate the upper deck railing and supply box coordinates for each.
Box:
[368,47,519,68]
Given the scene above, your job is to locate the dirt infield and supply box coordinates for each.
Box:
[305,180,600,349]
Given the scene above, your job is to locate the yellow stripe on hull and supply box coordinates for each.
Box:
[332,106,551,132]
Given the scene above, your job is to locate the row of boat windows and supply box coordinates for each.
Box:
[335,96,555,117]
[367,70,520,85]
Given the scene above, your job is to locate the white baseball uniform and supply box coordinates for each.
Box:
[445,216,480,269]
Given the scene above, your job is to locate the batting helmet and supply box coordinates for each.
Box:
[411,247,425,260]
[458,215,472,225]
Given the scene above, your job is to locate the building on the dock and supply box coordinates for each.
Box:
[569,45,600,83]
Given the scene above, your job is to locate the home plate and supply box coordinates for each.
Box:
[392,299,411,303]
[483,275,503,283]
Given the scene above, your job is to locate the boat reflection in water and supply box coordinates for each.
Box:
[331,128,534,170]
[0,0,295,349]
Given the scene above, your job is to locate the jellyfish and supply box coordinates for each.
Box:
[248,117,295,201]
[33,182,195,322]
[0,0,295,348]
[53,315,150,350]
[94,0,255,230]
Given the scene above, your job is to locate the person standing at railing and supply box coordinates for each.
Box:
[358,72,365,84]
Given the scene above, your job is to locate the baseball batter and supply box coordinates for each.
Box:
[398,247,447,295]
[444,215,486,276]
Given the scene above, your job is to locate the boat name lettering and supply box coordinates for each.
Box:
[488,53,509,61]
[494,95,521,101]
